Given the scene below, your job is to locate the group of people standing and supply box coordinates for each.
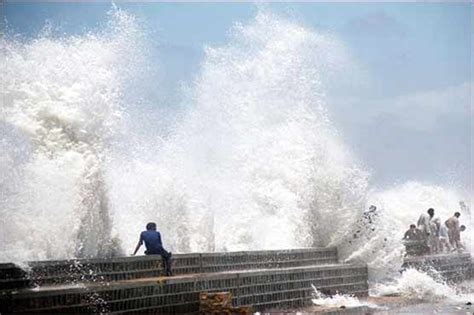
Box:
[404,206,466,255]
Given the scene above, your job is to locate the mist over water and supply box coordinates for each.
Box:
[0,8,471,298]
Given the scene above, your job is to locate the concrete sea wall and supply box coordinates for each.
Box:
[402,253,471,282]
[2,249,471,314]
[1,247,338,289]
[2,264,368,314]
[0,248,368,314]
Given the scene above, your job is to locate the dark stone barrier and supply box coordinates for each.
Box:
[402,253,471,282]
[0,247,338,290]
[0,248,370,313]
[0,264,368,314]
[0,264,29,291]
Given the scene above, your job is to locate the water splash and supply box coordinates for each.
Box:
[373,268,474,303]
[311,284,377,308]
[108,10,369,253]
[0,7,146,261]
[1,10,471,307]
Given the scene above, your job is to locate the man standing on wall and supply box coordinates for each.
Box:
[445,212,461,251]
[132,222,173,276]
[417,208,434,254]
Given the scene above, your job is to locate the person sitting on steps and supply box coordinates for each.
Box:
[132,222,173,276]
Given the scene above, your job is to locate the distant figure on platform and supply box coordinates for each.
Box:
[428,217,441,253]
[416,208,434,254]
[132,222,173,276]
[445,212,461,251]
[403,224,422,241]
[458,225,466,251]
[403,224,425,256]
[417,208,434,239]
[438,220,452,253]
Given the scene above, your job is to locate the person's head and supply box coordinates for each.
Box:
[410,224,416,229]
[460,225,466,232]
[146,222,157,231]
[427,208,435,217]
[454,212,461,218]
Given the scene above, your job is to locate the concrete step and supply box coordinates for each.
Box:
[0,264,29,290]
[402,253,471,282]
[0,263,368,314]
[0,247,338,290]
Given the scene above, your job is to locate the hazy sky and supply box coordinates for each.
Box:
[4,2,472,189]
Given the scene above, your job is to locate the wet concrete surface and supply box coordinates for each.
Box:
[268,280,474,314]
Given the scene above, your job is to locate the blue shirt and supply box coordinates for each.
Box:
[139,230,163,251]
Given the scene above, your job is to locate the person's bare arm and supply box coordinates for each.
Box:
[454,219,460,232]
[132,235,143,256]
[417,215,422,227]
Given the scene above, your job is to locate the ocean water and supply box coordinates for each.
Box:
[0,6,471,302]
[309,274,474,314]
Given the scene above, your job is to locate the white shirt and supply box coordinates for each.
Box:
[439,223,448,238]
[417,213,431,234]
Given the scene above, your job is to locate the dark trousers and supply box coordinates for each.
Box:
[145,247,172,276]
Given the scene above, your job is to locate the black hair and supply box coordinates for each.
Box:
[427,208,434,213]
[454,212,461,217]
[146,222,157,230]
[410,224,416,228]
[460,225,466,230]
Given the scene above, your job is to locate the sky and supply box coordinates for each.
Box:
[3,1,472,189]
